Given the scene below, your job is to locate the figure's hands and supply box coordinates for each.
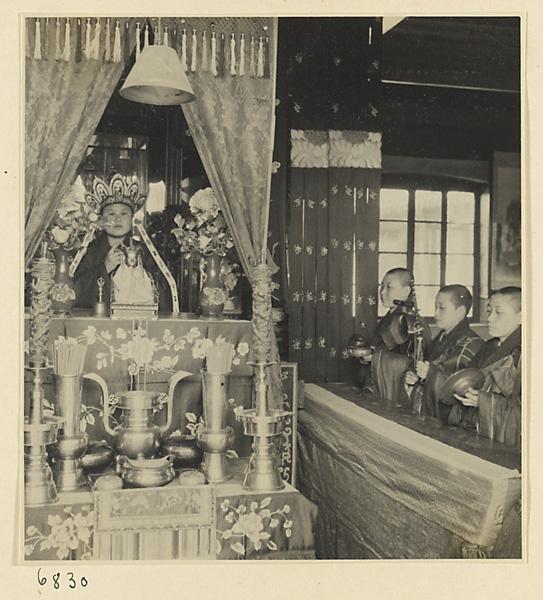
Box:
[404,370,419,386]
[415,360,430,380]
[454,387,479,407]
[104,242,124,273]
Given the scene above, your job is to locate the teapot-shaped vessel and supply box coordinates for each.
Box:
[104,371,191,459]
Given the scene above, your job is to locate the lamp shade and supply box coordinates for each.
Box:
[120,45,195,105]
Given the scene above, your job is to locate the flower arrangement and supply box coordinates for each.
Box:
[172,187,234,257]
[46,179,102,251]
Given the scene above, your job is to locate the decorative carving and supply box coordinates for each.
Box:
[252,264,273,362]
[29,256,55,365]
[290,130,329,168]
[328,130,382,168]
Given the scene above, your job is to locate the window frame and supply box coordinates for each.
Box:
[379,174,488,322]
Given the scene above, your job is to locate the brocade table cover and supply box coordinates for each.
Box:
[23,460,317,561]
[297,384,521,559]
[24,313,254,454]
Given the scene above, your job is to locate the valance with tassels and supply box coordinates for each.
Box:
[25,16,273,78]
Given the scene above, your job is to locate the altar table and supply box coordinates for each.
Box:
[23,460,317,561]
[24,312,254,455]
[297,384,521,560]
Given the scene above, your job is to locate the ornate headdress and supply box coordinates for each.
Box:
[85,173,147,214]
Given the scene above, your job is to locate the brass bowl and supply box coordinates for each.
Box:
[121,456,176,488]
[440,368,486,404]
[161,434,203,469]
[80,442,115,473]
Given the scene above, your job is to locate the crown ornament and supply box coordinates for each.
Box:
[85,173,147,214]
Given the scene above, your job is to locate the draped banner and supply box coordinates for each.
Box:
[287,130,382,384]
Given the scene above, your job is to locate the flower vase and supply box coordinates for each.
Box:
[50,247,76,315]
[199,253,226,319]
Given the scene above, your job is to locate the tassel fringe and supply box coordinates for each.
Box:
[84,18,91,59]
[164,27,169,47]
[113,20,121,63]
[230,33,236,75]
[144,23,149,48]
[250,36,256,77]
[181,28,187,71]
[136,22,141,57]
[239,33,245,76]
[105,19,111,61]
[202,31,208,71]
[210,32,217,76]
[55,18,61,60]
[61,19,71,62]
[33,18,41,60]
[191,29,197,72]
[257,36,264,77]
[90,19,101,60]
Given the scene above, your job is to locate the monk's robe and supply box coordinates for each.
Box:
[410,318,484,418]
[445,327,521,449]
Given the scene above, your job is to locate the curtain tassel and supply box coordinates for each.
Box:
[90,19,101,60]
[263,35,270,78]
[136,22,141,58]
[33,18,42,60]
[257,36,264,77]
[104,18,111,61]
[191,29,197,72]
[55,18,61,60]
[230,33,236,76]
[201,31,208,71]
[144,23,149,48]
[210,31,217,76]
[61,18,71,62]
[163,26,169,47]
[180,28,187,71]
[250,36,256,77]
[84,17,91,59]
[239,33,245,76]
[112,20,122,63]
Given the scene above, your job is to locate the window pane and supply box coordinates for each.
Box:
[447,223,474,254]
[415,190,442,221]
[380,189,409,220]
[446,255,474,287]
[378,253,407,283]
[415,222,441,253]
[414,254,441,285]
[380,221,407,252]
[447,191,475,223]
[415,286,441,317]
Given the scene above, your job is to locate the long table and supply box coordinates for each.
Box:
[297,383,521,560]
[23,460,317,561]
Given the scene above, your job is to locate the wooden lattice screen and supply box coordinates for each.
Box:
[286,130,381,384]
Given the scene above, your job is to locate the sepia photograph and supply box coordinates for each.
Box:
[3,1,542,597]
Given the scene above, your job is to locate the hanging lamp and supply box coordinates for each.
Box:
[120,44,195,105]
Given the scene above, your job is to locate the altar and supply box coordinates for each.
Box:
[23,459,317,561]
[24,312,254,455]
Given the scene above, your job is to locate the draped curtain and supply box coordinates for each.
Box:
[162,17,281,406]
[25,17,136,266]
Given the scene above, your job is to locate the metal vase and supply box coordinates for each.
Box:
[49,373,108,492]
[196,371,234,482]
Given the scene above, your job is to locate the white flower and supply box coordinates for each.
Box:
[237,342,249,356]
[51,227,70,244]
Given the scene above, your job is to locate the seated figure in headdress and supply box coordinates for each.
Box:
[403,285,484,418]
[74,174,172,312]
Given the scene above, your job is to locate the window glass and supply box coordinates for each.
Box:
[380,189,409,220]
[380,221,408,252]
[447,223,474,254]
[415,222,441,253]
[414,253,441,285]
[415,285,441,317]
[447,191,475,223]
[415,190,441,221]
[446,255,474,287]
[378,253,407,282]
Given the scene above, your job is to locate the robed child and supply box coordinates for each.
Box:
[444,286,522,448]
[404,285,484,418]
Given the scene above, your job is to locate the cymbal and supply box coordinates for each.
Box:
[440,368,486,404]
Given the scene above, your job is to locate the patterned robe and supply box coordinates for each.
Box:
[410,318,484,418]
[446,327,521,448]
